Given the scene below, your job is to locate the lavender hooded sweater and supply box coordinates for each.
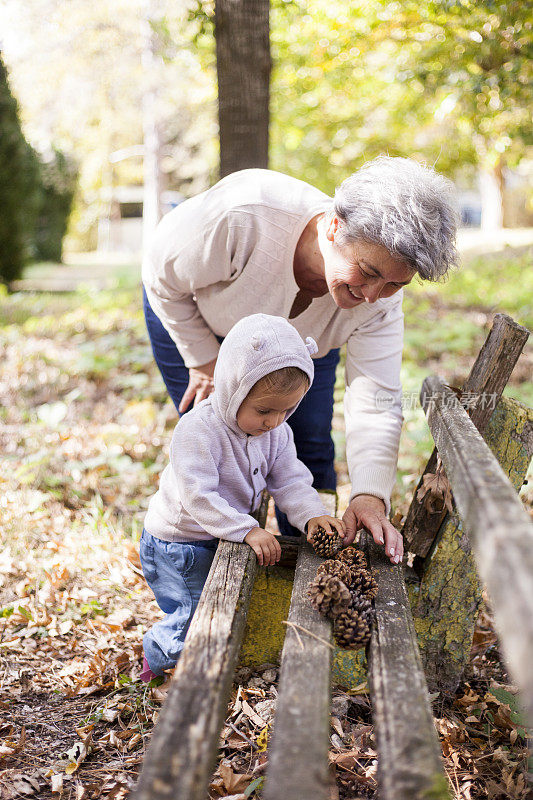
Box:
[143,314,328,543]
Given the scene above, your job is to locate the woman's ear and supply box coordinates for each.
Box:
[326,215,339,242]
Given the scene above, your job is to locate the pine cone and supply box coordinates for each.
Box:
[316,559,352,585]
[308,525,341,558]
[333,607,373,649]
[350,567,378,600]
[337,546,367,569]
[350,591,374,616]
[307,573,351,618]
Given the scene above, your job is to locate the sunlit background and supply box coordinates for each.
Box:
[1,0,531,260]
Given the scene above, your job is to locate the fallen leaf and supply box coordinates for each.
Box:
[0,727,26,758]
[59,620,73,635]
[329,748,363,771]
[63,733,92,774]
[219,795,246,800]
[0,772,41,798]
[75,782,86,800]
[127,733,141,750]
[219,761,253,794]
[74,724,94,738]
[101,708,119,723]
[51,773,63,793]
[240,700,267,728]
[255,726,269,753]
[416,464,453,515]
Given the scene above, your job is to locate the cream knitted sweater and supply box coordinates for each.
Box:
[142,169,404,513]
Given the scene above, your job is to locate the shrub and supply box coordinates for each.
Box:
[34,149,77,262]
[0,53,40,285]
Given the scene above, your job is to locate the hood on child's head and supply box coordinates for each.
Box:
[211,314,318,436]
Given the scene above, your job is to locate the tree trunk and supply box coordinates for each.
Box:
[215,0,271,178]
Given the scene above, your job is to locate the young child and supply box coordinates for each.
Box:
[139,313,345,681]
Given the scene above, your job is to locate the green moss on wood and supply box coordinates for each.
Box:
[239,565,294,666]
[484,396,533,492]
[332,647,367,688]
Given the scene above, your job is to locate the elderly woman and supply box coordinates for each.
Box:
[142,156,458,564]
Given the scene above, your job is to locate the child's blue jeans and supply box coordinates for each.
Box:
[139,529,218,675]
[143,286,339,536]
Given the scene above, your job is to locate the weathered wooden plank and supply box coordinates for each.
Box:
[364,532,450,800]
[132,542,257,800]
[132,499,269,800]
[421,375,533,728]
[264,494,336,800]
[412,395,533,693]
[403,313,529,557]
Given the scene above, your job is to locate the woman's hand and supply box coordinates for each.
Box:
[245,527,282,566]
[342,494,403,564]
[179,358,217,414]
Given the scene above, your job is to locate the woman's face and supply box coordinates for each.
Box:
[321,217,416,309]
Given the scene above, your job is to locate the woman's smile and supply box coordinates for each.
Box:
[347,285,363,301]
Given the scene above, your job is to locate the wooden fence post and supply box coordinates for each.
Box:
[403,314,529,559]
[412,394,533,693]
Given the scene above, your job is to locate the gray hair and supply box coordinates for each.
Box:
[331,156,459,280]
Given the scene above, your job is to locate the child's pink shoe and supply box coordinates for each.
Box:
[140,656,158,683]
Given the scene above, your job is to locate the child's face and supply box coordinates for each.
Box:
[236,384,306,436]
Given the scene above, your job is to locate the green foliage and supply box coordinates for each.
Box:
[430,249,533,330]
[34,149,78,262]
[0,0,218,247]
[269,0,532,188]
[0,54,76,279]
[0,53,40,284]
[244,777,264,797]
[421,773,451,800]
[403,0,532,167]
[2,0,530,238]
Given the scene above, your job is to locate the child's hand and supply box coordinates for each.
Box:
[245,527,282,566]
[306,515,346,542]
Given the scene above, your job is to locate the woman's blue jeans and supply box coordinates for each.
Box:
[143,286,339,535]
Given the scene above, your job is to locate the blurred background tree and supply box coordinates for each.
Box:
[270,0,532,227]
[0,0,218,252]
[33,149,78,262]
[215,0,271,176]
[0,52,39,283]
